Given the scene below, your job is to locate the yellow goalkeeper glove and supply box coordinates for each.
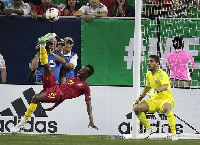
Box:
[132,95,143,110]
[146,89,160,98]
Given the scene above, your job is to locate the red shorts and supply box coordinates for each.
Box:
[42,75,57,90]
[41,75,64,103]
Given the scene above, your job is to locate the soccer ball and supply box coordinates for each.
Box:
[46,8,60,22]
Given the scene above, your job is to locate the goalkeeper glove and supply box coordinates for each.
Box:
[132,95,143,110]
[146,89,160,98]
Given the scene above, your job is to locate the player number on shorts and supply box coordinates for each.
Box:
[48,93,56,98]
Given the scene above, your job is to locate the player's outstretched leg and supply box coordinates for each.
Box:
[10,92,46,133]
[10,35,53,133]
[39,36,48,66]
[39,35,54,77]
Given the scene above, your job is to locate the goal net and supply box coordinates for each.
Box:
[132,0,200,139]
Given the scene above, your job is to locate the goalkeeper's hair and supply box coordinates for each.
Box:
[149,55,160,64]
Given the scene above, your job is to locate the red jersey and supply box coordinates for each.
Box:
[33,4,61,15]
[59,77,91,101]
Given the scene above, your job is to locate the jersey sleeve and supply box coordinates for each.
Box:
[84,83,91,101]
[80,5,87,13]
[23,3,31,15]
[102,5,108,12]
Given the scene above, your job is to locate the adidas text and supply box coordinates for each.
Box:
[0,116,57,133]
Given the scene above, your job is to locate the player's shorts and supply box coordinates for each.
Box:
[41,75,64,103]
[145,95,175,113]
[45,85,64,103]
[42,75,57,90]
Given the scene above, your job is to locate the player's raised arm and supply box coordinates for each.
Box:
[86,100,99,130]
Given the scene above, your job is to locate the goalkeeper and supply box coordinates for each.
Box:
[132,55,177,141]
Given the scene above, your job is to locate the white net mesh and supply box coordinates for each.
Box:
[140,0,200,88]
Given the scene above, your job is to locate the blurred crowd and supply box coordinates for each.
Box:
[143,0,200,19]
[0,0,199,20]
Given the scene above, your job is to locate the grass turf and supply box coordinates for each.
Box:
[0,134,200,145]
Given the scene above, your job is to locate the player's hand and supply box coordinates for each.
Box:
[66,63,74,70]
[132,100,140,111]
[146,89,157,98]
[88,122,99,130]
[132,95,143,110]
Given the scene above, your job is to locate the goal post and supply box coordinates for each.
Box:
[132,0,142,139]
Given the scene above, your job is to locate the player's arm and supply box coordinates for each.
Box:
[155,84,169,93]
[86,100,99,130]
[133,86,151,107]
[65,54,78,71]
[50,52,66,65]
[41,102,61,112]
[0,68,7,83]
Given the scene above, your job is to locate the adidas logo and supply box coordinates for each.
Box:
[118,112,183,134]
[0,88,57,133]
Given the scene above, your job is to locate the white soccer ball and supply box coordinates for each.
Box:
[46,8,60,22]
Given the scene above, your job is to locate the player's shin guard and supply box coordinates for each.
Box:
[40,44,48,65]
[165,110,176,134]
[24,103,37,120]
[137,112,151,129]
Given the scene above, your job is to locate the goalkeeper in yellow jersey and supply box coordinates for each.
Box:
[132,55,178,141]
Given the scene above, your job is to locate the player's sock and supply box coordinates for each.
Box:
[137,112,151,129]
[40,44,48,65]
[165,110,176,134]
[24,103,37,120]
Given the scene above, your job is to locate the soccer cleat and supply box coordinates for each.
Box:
[44,33,57,41]
[38,36,46,44]
[38,33,57,44]
[143,129,154,139]
[10,118,27,133]
[171,134,178,141]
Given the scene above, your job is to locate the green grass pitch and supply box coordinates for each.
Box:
[0,134,199,145]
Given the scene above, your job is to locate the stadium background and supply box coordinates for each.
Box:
[0,17,199,86]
